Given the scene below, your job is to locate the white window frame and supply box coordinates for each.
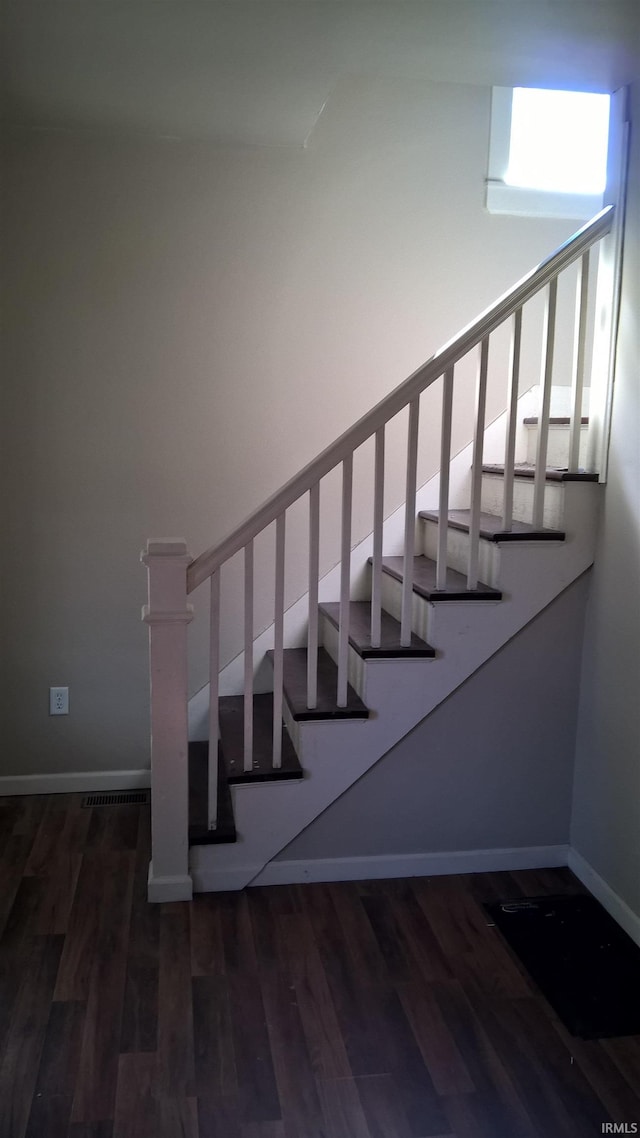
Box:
[486,87,606,220]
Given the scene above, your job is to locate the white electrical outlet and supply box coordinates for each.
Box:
[49,686,69,715]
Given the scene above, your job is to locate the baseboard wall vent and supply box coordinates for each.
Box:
[82,790,150,808]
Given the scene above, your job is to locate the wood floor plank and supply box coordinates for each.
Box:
[24,794,89,877]
[120,807,159,1054]
[276,911,351,1080]
[113,1053,198,1138]
[10,796,47,838]
[354,1073,414,1138]
[157,904,195,1099]
[241,1123,286,1138]
[0,875,49,1055]
[396,979,475,1096]
[220,892,259,975]
[0,934,64,1138]
[389,882,453,982]
[303,886,391,1077]
[328,883,388,986]
[442,1089,532,1138]
[430,979,535,1138]
[54,852,106,1002]
[67,1124,114,1138]
[85,806,140,852]
[27,999,85,1126]
[70,852,135,1125]
[247,888,286,977]
[190,896,225,978]
[24,1092,73,1138]
[316,1077,372,1138]
[482,992,615,1137]
[192,975,237,1098]
[196,1094,242,1138]
[553,1023,640,1124]
[0,834,33,939]
[603,1036,640,1100]
[227,969,281,1125]
[374,985,451,1136]
[359,893,413,983]
[260,972,325,1138]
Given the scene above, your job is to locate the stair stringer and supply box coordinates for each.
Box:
[189,482,601,892]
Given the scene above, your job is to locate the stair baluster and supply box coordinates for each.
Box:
[272,514,286,767]
[436,366,454,591]
[307,483,320,709]
[467,337,490,589]
[501,307,522,531]
[370,427,385,648]
[568,250,591,473]
[337,455,353,706]
[533,277,558,527]
[401,398,420,646]
[207,569,220,828]
[243,539,254,772]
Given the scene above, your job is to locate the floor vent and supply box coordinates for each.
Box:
[82,790,150,808]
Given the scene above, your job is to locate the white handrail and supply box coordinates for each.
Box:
[187,206,614,593]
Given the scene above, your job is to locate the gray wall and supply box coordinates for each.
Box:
[571,80,640,920]
[278,575,590,861]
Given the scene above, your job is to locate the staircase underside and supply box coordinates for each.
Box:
[188,473,601,893]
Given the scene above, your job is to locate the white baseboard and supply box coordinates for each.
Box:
[568,848,640,948]
[249,844,569,888]
[0,769,151,797]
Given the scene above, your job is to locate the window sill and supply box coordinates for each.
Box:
[486,181,604,221]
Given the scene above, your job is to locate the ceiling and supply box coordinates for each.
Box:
[1,1,638,147]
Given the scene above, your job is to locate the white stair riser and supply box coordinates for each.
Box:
[481,473,565,529]
[420,518,500,586]
[320,614,366,698]
[526,423,589,468]
[379,568,439,645]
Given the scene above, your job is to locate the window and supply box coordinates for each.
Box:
[487,87,611,219]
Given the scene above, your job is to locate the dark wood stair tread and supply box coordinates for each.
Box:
[482,462,598,483]
[188,740,237,845]
[419,509,564,542]
[380,555,502,601]
[219,692,303,784]
[319,601,435,658]
[268,647,370,721]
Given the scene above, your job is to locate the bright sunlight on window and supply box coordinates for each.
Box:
[486,86,612,219]
[505,88,610,195]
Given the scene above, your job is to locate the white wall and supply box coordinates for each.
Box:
[276,576,590,862]
[0,76,577,777]
[571,81,640,921]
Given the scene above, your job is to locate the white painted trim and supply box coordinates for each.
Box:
[249,845,569,888]
[147,864,193,903]
[0,769,151,797]
[486,181,603,221]
[568,848,640,948]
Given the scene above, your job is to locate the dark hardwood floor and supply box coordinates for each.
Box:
[1,793,639,1137]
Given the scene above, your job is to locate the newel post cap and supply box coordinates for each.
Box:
[141,538,190,563]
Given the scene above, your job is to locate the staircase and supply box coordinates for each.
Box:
[141,207,617,902]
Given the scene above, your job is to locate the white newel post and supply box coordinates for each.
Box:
[141,539,194,903]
